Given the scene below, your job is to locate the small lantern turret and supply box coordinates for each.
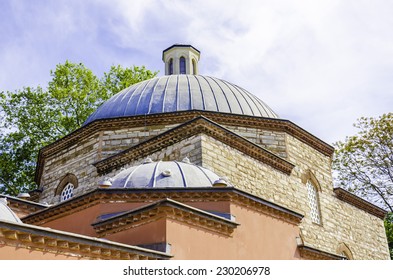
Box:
[162,44,200,75]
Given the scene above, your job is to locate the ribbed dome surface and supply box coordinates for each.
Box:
[84,75,278,125]
[110,159,221,188]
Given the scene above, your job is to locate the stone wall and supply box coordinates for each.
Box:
[39,134,101,204]
[200,135,296,207]
[224,125,287,158]
[38,120,390,259]
[40,121,286,204]
[100,124,179,158]
[39,123,180,204]
[103,135,203,180]
[199,134,390,260]
[285,134,390,259]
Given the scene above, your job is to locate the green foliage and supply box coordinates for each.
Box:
[48,61,103,131]
[333,113,393,212]
[333,113,393,258]
[0,61,157,195]
[0,132,36,195]
[102,65,156,98]
[385,212,393,259]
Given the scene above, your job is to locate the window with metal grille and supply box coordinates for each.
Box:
[60,183,74,202]
[306,180,321,224]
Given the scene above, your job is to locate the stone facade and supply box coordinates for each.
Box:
[39,123,180,203]
[40,134,100,203]
[103,135,204,180]
[224,125,287,158]
[199,133,390,259]
[36,115,390,259]
[100,124,179,158]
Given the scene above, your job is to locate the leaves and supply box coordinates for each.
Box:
[0,133,36,195]
[333,113,393,212]
[385,212,393,259]
[333,113,393,258]
[0,61,157,195]
[102,65,157,98]
[48,61,103,130]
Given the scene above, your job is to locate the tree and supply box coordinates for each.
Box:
[0,61,157,195]
[333,113,393,212]
[102,65,157,97]
[333,113,393,259]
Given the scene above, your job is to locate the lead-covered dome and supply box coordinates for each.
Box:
[84,74,278,125]
[108,159,225,188]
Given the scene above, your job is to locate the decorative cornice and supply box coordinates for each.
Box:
[94,116,295,175]
[92,198,239,237]
[22,187,303,227]
[162,44,201,58]
[0,194,48,216]
[333,188,387,219]
[298,244,345,260]
[35,111,334,184]
[0,220,171,260]
[23,191,104,225]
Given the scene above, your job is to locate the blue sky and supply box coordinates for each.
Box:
[1,0,392,144]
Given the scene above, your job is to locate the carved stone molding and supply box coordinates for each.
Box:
[94,116,295,175]
[298,244,345,260]
[35,111,334,185]
[0,220,170,260]
[333,188,387,219]
[22,187,303,227]
[92,198,239,237]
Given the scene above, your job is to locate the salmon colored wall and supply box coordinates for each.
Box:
[105,219,167,246]
[39,201,229,238]
[40,202,147,236]
[33,200,301,259]
[0,241,84,260]
[167,204,301,259]
[185,201,230,213]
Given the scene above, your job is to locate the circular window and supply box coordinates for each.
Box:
[60,183,74,202]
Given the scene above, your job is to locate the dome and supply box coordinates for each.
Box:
[0,198,22,223]
[84,75,278,125]
[108,159,226,188]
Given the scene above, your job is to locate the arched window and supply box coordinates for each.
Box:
[179,56,186,74]
[306,180,321,224]
[337,243,354,260]
[169,58,173,75]
[301,169,322,225]
[55,173,78,202]
[60,183,74,202]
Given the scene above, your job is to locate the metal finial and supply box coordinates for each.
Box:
[143,157,153,164]
[182,157,191,164]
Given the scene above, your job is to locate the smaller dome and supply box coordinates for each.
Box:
[109,160,222,188]
[0,198,22,223]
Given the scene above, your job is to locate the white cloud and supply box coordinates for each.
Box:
[1,0,392,144]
